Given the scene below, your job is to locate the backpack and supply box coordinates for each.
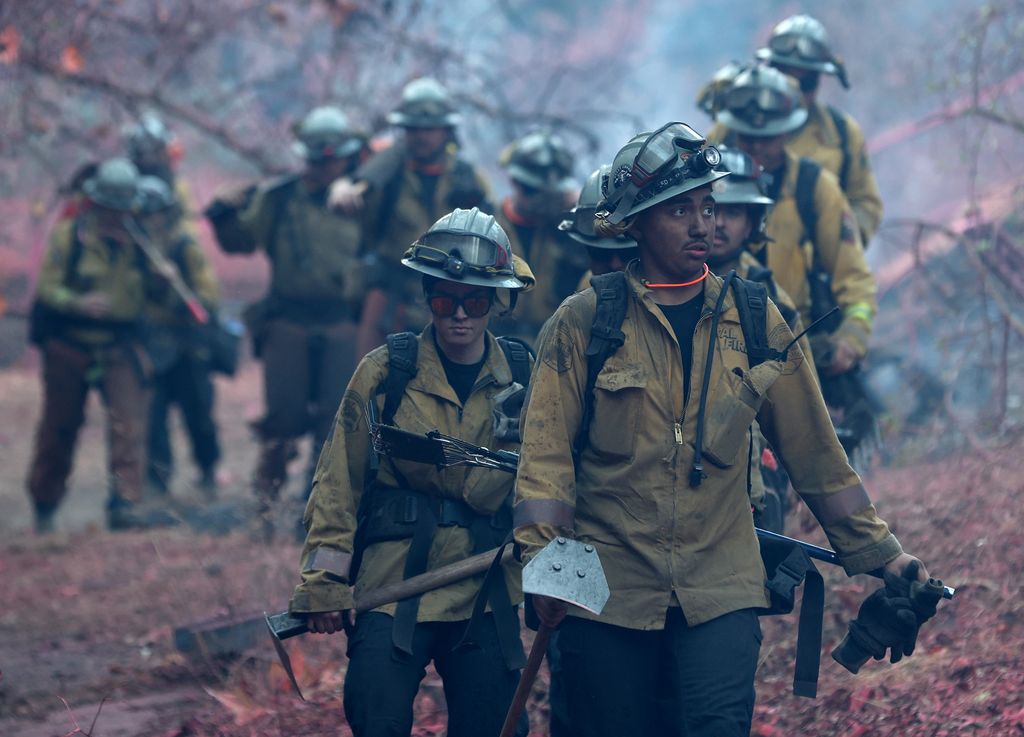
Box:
[579,270,824,698]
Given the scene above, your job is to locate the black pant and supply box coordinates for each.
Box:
[147,354,219,491]
[343,611,525,737]
[558,608,762,737]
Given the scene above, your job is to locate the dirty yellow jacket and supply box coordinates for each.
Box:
[290,327,525,620]
[36,215,149,346]
[359,151,492,329]
[219,177,365,310]
[787,101,883,244]
[758,151,876,358]
[514,264,901,630]
[496,202,589,341]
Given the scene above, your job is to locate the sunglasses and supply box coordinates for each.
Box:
[427,291,494,318]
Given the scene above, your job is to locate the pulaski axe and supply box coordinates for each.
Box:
[498,537,610,737]
[265,544,516,699]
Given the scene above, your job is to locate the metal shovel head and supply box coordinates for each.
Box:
[522,538,610,615]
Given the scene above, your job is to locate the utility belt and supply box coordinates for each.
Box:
[30,300,139,348]
[355,485,523,670]
[243,294,351,358]
[361,487,511,546]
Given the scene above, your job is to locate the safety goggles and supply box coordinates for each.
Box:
[427,291,494,318]
[629,122,706,188]
[769,33,830,63]
[408,233,510,277]
[725,85,796,117]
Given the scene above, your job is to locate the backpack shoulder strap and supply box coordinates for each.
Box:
[794,157,822,253]
[575,271,629,462]
[826,105,851,191]
[743,264,799,330]
[64,220,88,288]
[381,332,419,425]
[731,277,787,369]
[496,336,533,387]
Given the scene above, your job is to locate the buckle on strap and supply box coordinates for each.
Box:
[767,558,807,602]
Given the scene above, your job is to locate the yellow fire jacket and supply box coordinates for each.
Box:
[290,327,525,620]
[514,264,901,630]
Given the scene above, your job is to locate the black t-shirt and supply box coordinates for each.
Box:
[436,338,487,405]
[657,290,704,402]
[416,171,441,212]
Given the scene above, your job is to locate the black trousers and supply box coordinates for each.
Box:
[343,611,525,737]
[558,608,762,737]
[147,353,219,491]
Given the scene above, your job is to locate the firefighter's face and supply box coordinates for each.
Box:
[406,127,450,162]
[631,185,714,281]
[709,204,753,267]
[735,133,787,172]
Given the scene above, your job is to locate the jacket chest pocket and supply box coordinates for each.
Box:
[588,367,647,463]
[702,368,765,469]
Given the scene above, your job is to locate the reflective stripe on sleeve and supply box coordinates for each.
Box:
[843,303,874,325]
[802,483,872,526]
[513,499,575,529]
[302,546,352,579]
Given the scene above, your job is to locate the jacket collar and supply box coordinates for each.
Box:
[407,325,514,405]
[624,260,741,326]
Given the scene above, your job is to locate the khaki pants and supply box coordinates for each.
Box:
[27,339,151,508]
[254,318,357,499]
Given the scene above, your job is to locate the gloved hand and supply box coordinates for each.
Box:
[832,561,945,673]
[492,383,527,441]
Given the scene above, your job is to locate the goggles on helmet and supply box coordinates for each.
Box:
[407,233,510,280]
[769,32,830,63]
[426,290,494,319]
[604,123,722,224]
[726,84,796,117]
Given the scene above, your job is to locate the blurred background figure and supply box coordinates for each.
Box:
[328,77,493,356]
[135,175,223,500]
[755,14,884,245]
[27,159,176,532]
[204,105,367,535]
[494,130,586,343]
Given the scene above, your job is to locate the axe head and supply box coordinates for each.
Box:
[522,538,610,615]
[264,612,305,701]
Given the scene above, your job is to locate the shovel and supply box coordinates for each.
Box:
[497,537,609,737]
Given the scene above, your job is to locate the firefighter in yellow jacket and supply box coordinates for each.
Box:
[328,78,493,355]
[716,65,876,378]
[513,123,932,737]
[290,208,530,737]
[28,159,173,531]
[493,131,587,342]
[755,14,884,244]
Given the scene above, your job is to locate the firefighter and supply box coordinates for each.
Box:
[492,130,587,342]
[328,78,492,356]
[513,123,936,736]
[290,208,530,737]
[27,159,174,531]
[137,176,222,498]
[205,105,367,521]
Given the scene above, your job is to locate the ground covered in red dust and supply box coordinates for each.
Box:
[0,353,1021,737]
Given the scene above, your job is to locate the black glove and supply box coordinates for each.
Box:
[833,561,945,673]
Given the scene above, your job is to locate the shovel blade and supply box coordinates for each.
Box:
[264,612,305,701]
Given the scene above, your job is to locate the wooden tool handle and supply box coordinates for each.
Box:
[498,624,552,737]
